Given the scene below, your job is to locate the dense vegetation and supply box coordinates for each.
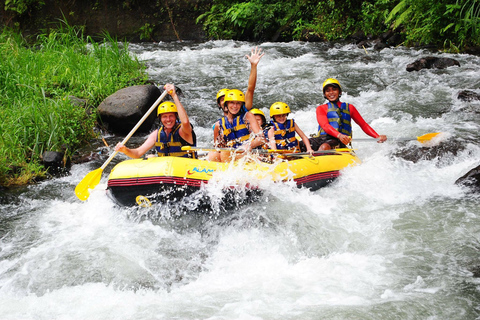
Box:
[197,0,480,50]
[0,23,148,186]
[3,0,480,50]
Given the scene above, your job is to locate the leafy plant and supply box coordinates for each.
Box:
[0,21,147,185]
[139,23,155,41]
[4,0,45,14]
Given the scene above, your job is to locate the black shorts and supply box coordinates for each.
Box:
[299,136,343,151]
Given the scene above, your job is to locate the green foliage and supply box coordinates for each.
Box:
[443,0,480,48]
[198,0,387,41]
[385,0,480,49]
[359,1,392,36]
[139,23,155,41]
[0,22,147,185]
[198,0,312,40]
[197,0,478,50]
[4,0,44,15]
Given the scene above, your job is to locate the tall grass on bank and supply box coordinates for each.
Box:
[0,24,148,186]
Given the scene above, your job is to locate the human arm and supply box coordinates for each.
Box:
[115,130,157,159]
[267,127,276,150]
[316,103,387,145]
[164,83,194,144]
[349,104,387,143]
[242,111,265,150]
[213,120,221,145]
[294,123,314,153]
[244,47,265,111]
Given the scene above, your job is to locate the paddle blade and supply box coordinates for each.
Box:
[75,168,103,201]
[417,132,441,143]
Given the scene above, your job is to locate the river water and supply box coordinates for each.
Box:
[1,41,480,319]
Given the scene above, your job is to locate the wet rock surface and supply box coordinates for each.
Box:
[97,85,161,135]
[406,56,460,72]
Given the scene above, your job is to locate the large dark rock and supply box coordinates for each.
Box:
[455,164,480,192]
[458,90,480,102]
[97,85,161,135]
[391,139,465,163]
[406,56,460,72]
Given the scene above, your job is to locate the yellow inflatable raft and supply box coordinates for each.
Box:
[106,149,360,207]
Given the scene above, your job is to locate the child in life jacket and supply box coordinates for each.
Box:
[249,108,271,148]
[267,102,314,154]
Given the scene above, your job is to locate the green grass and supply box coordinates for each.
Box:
[0,23,148,186]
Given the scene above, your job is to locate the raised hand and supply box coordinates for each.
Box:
[246,46,265,66]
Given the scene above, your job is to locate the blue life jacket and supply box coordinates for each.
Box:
[155,123,196,158]
[220,115,250,148]
[316,102,352,137]
[271,119,298,150]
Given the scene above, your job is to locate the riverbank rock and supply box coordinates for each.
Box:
[406,57,460,72]
[42,151,70,175]
[455,164,480,192]
[97,85,161,135]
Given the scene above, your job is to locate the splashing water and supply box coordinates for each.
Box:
[1,41,480,319]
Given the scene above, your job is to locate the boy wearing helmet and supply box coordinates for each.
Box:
[115,83,196,158]
[304,78,387,151]
[267,102,314,153]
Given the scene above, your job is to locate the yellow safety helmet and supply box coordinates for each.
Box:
[216,88,229,101]
[224,89,245,103]
[270,102,291,117]
[322,78,342,93]
[157,101,177,116]
[250,108,266,125]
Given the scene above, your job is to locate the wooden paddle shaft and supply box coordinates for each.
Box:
[100,89,169,170]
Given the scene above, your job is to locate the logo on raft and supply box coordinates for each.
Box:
[187,167,215,176]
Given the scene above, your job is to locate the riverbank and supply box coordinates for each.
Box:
[0,26,148,187]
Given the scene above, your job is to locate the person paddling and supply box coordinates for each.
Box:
[115,83,196,158]
[302,78,387,151]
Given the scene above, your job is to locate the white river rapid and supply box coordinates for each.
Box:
[1,40,480,319]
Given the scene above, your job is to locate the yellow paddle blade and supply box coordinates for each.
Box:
[417,132,441,143]
[75,168,103,201]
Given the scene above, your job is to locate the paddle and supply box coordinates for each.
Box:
[182,146,242,152]
[279,148,354,157]
[75,89,169,201]
[181,146,352,156]
[353,132,441,144]
[182,146,290,154]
